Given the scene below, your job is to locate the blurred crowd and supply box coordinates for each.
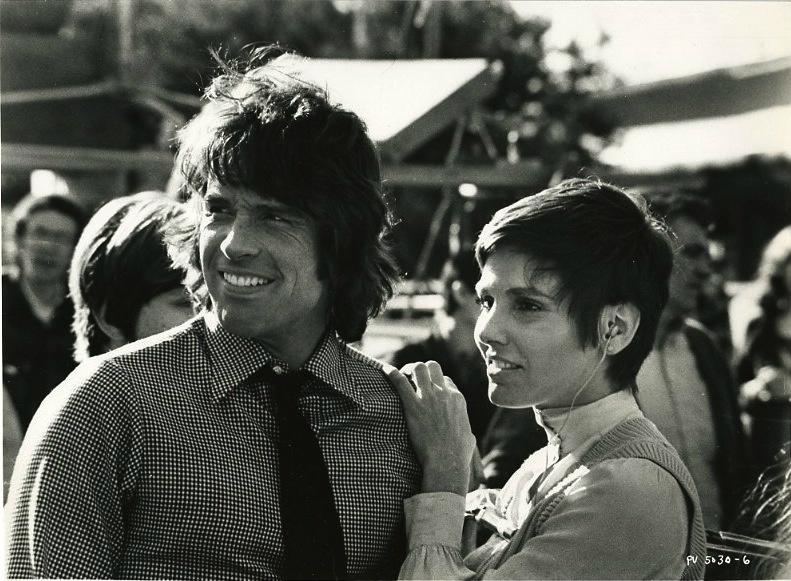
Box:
[2,184,790,577]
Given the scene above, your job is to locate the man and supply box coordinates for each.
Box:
[636,189,750,532]
[481,188,750,532]
[2,192,86,430]
[6,49,419,579]
[385,249,496,443]
[69,191,194,361]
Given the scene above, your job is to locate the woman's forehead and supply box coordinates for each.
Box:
[478,249,561,295]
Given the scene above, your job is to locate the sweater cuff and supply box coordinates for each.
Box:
[404,492,465,551]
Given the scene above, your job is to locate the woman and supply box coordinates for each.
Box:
[69,191,195,361]
[732,226,791,476]
[388,178,707,579]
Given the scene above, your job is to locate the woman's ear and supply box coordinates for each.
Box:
[95,304,127,352]
[599,303,641,356]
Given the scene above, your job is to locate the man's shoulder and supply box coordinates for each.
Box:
[51,316,206,398]
[106,315,206,367]
[342,342,388,377]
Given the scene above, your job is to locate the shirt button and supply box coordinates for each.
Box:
[272,365,284,375]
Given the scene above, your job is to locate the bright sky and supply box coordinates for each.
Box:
[510,1,791,170]
[510,1,791,84]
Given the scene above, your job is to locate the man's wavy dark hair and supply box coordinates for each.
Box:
[170,46,400,342]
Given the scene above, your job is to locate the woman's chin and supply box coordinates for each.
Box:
[489,386,533,409]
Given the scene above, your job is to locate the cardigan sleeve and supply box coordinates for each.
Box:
[398,492,478,580]
[480,457,690,580]
[400,458,690,580]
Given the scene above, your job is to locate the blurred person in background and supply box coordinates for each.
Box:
[5,47,418,579]
[732,226,791,480]
[636,189,751,536]
[385,248,496,444]
[3,387,23,503]
[2,193,87,430]
[69,191,194,363]
[389,178,705,579]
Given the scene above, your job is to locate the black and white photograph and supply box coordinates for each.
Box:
[2,1,790,579]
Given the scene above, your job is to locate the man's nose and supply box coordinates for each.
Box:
[219,218,260,261]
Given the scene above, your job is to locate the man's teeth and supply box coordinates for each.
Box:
[222,272,270,287]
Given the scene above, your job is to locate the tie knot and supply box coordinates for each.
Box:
[253,365,311,406]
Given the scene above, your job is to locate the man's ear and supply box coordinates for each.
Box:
[95,304,127,352]
[599,303,641,355]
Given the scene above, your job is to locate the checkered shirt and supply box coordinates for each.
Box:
[5,311,420,579]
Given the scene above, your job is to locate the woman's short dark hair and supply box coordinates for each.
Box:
[69,192,191,362]
[12,192,87,241]
[170,46,399,342]
[475,178,674,391]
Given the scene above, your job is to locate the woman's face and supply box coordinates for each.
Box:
[134,287,194,340]
[474,248,609,409]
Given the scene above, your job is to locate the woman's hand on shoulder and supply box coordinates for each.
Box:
[385,361,476,496]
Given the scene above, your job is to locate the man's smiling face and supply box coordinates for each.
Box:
[199,179,331,357]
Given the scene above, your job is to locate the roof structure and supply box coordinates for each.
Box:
[2,50,789,184]
[1,57,503,174]
[591,57,791,173]
[280,56,502,161]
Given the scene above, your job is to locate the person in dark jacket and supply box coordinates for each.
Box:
[385,249,496,444]
[2,193,86,430]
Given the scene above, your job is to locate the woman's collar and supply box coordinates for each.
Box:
[534,389,642,456]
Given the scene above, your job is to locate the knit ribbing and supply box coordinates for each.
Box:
[490,416,707,580]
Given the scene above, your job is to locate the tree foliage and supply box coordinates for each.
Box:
[69,0,617,275]
[72,0,616,169]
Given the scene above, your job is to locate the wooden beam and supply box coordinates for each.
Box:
[0,143,707,191]
[382,160,547,187]
[0,80,122,105]
[0,143,175,172]
[590,57,791,127]
[0,144,549,187]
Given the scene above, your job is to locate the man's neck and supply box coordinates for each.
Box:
[265,325,328,370]
[21,277,65,323]
[437,313,478,359]
[21,276,64,307]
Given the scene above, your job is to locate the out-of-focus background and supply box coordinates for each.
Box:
[4,4,791,564]
[1,0,790,354]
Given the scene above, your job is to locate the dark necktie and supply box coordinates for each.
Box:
[257,365,346,580]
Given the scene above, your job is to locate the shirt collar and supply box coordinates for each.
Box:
[202,310,361,405]
[534,389,643,456]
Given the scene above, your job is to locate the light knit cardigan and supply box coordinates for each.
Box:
[468,416,707,580]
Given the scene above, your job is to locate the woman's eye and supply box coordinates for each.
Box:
[475,296,493,310]
[514,299,541,312]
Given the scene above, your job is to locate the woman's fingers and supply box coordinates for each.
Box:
[383,364,419,400]
[426,361,445,389]
[410,361,436,393]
